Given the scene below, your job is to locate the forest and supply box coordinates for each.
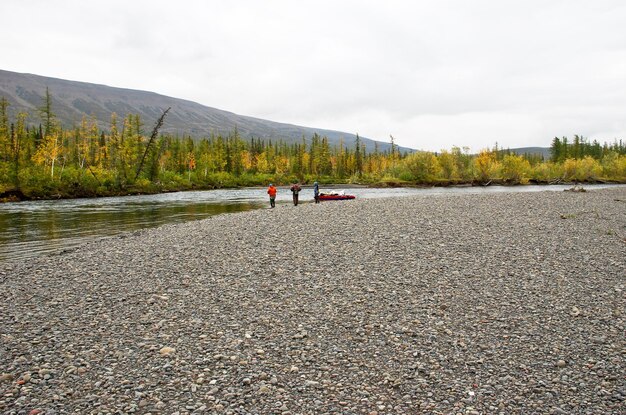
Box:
[1,91,625,201]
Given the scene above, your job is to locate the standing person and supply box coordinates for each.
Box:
[290,182,301,206]
[267,183,277,208]
[313,181,320,203]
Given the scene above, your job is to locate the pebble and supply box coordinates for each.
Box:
[0,373,14,383]
[159,346,176,356]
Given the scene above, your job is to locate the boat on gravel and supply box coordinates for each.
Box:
[318,190,355,201]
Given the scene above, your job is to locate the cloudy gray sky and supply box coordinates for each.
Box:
[1,0,625,151]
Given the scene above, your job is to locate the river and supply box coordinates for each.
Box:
[1,184,621,262]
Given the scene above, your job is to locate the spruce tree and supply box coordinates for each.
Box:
[38,87,56,138]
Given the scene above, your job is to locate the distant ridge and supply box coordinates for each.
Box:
[0,69,411,153]
[507,146,551,159]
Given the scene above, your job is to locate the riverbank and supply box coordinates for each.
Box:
[1,188,625,414]
[2,177,625,203]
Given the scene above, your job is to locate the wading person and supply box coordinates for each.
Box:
[267,183,277,208]
[290,182,301,206]
[313,181,320,203]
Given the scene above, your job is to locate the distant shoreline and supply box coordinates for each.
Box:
[3,179,624,203]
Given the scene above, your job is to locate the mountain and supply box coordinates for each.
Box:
[0,69,410,153]
[507,146,551,159]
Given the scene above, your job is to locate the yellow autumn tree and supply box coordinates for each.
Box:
[255,152,272,174]
[562,156,602,181]
[473,150,499,182]
[500,154,531,183]
[187,152,196,181]
[601,152,626,180]
[274,155,290,175]
[33,128,61,178]
[241,150,255,172]
[437,150,457,180]
[531,161,562,182]
[403,152,441,182]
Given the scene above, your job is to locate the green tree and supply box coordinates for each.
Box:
[319,136,332,175]
[389,135,398,161]
[451,146,473,180]
[550,137,562,162]
[572,135,582,159]
[135,108,170,181]
[11,112,28,188]
[38,87,56,139]
[354,134,363,176]
[437,150,457,180]
[561,137,569,160]
[336,138,347,178]
[309,133,321,174]
[0,97,9,162]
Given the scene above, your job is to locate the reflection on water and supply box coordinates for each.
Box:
[0,191,265,262]
[1,184,622,262]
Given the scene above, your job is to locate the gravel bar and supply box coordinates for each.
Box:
[1,187,625,415]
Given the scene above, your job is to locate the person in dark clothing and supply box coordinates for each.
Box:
[313,181,320,203]
[290,182,301,206]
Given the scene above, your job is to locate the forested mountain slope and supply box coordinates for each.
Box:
[0,69,408,152]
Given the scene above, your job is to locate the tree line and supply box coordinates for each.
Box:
[550,135,625,162]
[1,91,625,200]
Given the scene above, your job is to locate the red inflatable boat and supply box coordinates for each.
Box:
[319,192,356,201]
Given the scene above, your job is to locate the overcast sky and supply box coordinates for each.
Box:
[1,0,625,151]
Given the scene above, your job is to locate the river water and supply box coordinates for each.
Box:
[0,184,621,262]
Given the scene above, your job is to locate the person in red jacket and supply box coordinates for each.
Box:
[267,183,277,208]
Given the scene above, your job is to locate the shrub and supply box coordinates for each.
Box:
[562,157,602,181]
[437,151,457,180]
[530,162,563,182]
[601,152,626,180]
[397,170,414,182]
[578,156,602,181]
[500,154,531,183]
[402,152,442,182]
[473,150,499,182]
[157,170,186,187]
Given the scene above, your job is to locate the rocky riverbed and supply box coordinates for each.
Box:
[1,187,625,415]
